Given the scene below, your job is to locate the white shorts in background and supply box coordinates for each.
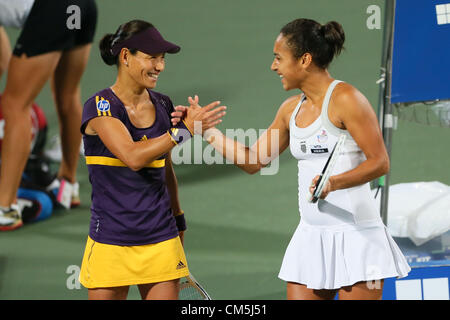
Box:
[0,0,34,28]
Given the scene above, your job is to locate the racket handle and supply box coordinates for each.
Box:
[308,193,319,203]
[308,174,323,203]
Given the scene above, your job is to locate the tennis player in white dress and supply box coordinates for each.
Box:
[170,18,411,299]
[278,79,410,292]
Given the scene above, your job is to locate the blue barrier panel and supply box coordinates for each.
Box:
[383,266,450,300]
[383,232,450,300]
[391,0,450,103]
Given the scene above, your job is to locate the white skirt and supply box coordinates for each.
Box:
[278,219,411,290]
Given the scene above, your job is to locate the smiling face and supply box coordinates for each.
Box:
[122,49,165,89]
[271,34,311,91]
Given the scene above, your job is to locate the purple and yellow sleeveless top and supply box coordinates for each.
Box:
[81,88,178,246]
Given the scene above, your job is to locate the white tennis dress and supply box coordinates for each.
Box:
[278,80,411,290]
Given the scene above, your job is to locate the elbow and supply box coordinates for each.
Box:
[113,142,158,171]
[120,144,156,171]
[126,159,143,172]
[246,167,260,175]
[129,164,143,172]
[379,155,390,176]
[240,147,263,174]
[122,154,146,172]
[243,163,265,175]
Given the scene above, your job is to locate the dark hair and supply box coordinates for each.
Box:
[99,20,154,66]
[280,19,345,69]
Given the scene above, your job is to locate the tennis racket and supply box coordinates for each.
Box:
[179,274,211,300]
[308,134,346,203]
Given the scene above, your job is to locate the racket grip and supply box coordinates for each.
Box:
[308,192,319,203]
[308,175,322,203]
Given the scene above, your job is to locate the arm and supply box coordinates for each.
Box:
[85,99,226,171]
[312,84,389,197]
[201,96,297,174]
[87,116,177,171]
[165,152,186,245]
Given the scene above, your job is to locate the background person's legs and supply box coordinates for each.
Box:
[51,44,92,184]
[0,52,61,208]
[0,27,11,79]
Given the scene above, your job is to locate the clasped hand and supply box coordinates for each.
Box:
[171,95,226,134]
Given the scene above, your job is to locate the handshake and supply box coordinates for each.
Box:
[170,95,227,137]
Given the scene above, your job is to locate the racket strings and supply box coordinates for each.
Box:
[179,276,211,300]
[179,284,204,300]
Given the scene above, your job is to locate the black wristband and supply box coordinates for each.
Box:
[175,213,187,232]
[167,120,193,145]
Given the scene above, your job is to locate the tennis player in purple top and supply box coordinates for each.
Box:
[78,20,226,300]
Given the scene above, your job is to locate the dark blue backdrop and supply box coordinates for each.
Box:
[391,0,450,103]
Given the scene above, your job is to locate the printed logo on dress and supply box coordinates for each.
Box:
[310,144,329,154]
[96,99,110,112]
[176,261,186,270]
[317,130,328,143]
[95,96,112,116]
[300,141,307,153]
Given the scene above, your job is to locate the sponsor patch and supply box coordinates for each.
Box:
[96,99,110,113]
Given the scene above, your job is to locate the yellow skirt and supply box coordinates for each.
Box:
[79,236,189,289]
